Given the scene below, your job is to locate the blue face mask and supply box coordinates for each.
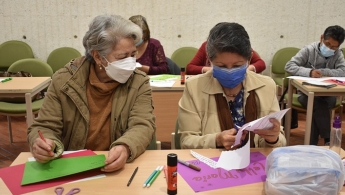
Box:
[136,39,143,47]
[320,43,335,57]
[213,63,247,88]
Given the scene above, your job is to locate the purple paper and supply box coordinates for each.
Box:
[178,152,266,193]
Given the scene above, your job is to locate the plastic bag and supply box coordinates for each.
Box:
[265,145,344,195]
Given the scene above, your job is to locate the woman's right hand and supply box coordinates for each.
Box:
[32,137,55,163]
[216,128,238,150]
[216,129,248,150]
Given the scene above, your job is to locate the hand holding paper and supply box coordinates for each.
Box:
[233,109,289,146]
[101,145,128,172]
[216,128,238,150]
[253,118,281,143]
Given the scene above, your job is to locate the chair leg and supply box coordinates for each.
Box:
[7,116,13,143]
[171,133,176,149]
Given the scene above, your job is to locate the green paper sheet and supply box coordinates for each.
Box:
[150,74,180,81]
[21,154,106,185]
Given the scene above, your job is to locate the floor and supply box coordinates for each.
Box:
[1,112,345,168]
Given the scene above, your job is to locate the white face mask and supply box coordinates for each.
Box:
[102,57,136,83]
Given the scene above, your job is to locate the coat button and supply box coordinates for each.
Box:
[65,87,69,91]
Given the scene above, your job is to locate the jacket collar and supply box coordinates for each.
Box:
[202,70,266,95]
[60,56,139,122]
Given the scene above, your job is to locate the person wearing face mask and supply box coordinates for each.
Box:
[178,22,286,149]
[285,25,345,145]
[27,15,156,172]
[129,15,169,75]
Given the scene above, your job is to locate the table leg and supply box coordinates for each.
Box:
[304,92,314,144]
[284,79,293,145]
[25,93,33,127]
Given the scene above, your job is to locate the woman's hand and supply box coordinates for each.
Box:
[32,137,55,163]
[216,129,247,150]
[101,145,130,172]
[253,118,281,143]
[138,65,150,74]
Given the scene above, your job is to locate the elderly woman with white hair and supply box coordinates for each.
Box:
[27,14,156,172]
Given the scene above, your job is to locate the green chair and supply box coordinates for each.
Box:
[0,59,53,143]
[0,40,34,70]
[47,47,81,73]
[146,134,161,150]
[171,120,181,149]
[171,47,198,69]
[270,47,300,96]
[342,48,345,58]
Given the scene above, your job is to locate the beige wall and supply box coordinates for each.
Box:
[1,0,344,75]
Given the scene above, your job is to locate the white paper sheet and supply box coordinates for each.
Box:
[233,108,289,146]
[190,135,250,171]
[287,76,345,82]
[216,136,250,170]
[149,80,176,87]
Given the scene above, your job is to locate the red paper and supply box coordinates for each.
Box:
[0,150,104,195]
[323,79,345,86]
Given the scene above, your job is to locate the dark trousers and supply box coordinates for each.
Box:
[298,94,336,145]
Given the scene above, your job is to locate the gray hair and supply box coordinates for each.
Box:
[83,14,143,63]
[206,22,251,61]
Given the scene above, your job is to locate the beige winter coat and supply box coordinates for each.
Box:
[178,70,286,149]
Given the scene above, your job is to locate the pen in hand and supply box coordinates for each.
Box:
[308,62,316,69]
[37,130,54,156]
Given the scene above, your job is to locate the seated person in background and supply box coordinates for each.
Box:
[27,14,156,172]
[186,41,266,74]
[178,22,286,149]
[129,15,169,75]
[285,25,345,145]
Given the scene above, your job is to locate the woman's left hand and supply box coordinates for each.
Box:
[101,145,129,172]
[253,118,280,143]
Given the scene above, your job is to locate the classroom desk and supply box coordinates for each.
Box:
[2,148,345,195]
[151,79,185,143]
[0,77,51,126]
[284,79,345,145]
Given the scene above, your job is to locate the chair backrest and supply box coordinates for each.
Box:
[174,119,181,149]
[171,47,198,68]
[0,40,34,70]
[342,48,345,58]
[146,134,158,150]
[166,57,181,75]
[8,59,53,77]
[47,47,81,73]
[271,47,300,75]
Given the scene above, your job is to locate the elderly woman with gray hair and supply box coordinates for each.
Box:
[178,22,286,150]
[27,14,156,172]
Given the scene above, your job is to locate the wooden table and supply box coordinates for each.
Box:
[1,148,345,195]
[284,79,345,145]
[151,79,185,143]
[0,77,51,126]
